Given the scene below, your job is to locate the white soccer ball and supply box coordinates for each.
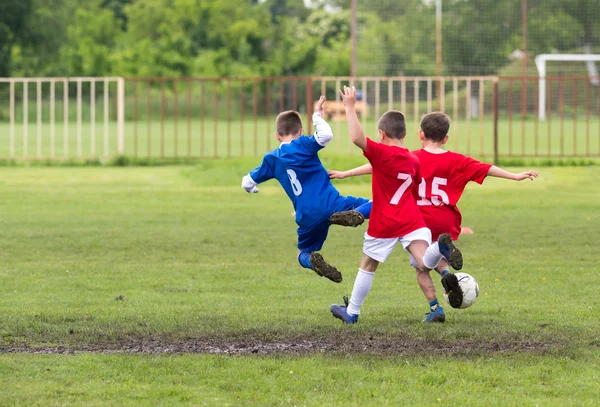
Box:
[444,272,479,309]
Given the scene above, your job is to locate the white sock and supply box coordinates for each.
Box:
[347,268,375,315]
[423,242,443,269]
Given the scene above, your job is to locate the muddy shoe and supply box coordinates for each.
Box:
[329,210,365,227]
[438,233,463,270]
[310,253,342,283]
[441,272,464,309]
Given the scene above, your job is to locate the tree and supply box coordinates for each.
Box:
[61,1,120,76]
[0,0,32,76]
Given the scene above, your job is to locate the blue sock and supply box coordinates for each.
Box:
[429,299,439,311]
[440,269,450,277]
[298,252,313,270]
[355,201,372,219]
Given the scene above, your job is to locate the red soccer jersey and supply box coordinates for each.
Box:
[363,138,426,238]
[412,149,492,241]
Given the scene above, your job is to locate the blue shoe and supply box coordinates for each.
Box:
[330,296,358,324]
[438,234,463,270]
[423,306,446,323]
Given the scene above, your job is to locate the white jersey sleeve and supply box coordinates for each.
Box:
[312,112,333,147]
[241,174,259,193]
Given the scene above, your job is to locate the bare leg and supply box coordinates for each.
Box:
[406,240,446,322]
[405,239,433,272]
[359,253,380,273]
[435,258,450,276]
[415,267,437,302]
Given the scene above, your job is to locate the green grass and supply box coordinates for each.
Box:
[1,116,599,161]
[0,162,599,405]
[2,352,600,406]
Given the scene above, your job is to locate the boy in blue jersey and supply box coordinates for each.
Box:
[241,96,371,283]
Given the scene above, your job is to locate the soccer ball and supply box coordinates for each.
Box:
[444,272,479,309]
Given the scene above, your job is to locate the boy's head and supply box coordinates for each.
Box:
[275,110,303,141]
[420,112,450,143]
[377,110,406,141]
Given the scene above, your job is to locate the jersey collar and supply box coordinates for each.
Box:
[279,141,291,148]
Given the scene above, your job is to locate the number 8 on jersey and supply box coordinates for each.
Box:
[287,169,303,196]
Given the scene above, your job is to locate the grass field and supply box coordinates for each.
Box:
[1,116,600,161]
[0,160,599,405]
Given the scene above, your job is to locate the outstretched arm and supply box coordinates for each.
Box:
[328,163,373,179]
[242,155,275,193]
[487,166,539,181]
[339,86,367,151]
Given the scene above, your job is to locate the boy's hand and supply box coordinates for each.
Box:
[514,170,539,181]
[314,95,326,116]
[339,86,356,108]
[328,170,346,179]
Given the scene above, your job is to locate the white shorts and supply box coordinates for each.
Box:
[363,227,432,263]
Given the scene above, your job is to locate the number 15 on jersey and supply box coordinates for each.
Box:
[417,177,449,206]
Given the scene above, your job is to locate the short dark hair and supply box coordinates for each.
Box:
[377,110,406,140]
[421,112,450,142]
[276,110,303,136]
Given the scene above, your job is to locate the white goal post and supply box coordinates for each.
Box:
[535,54,600,120]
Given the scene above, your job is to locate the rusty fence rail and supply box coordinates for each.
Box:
[496,76,600,158]
[0,76,598,161]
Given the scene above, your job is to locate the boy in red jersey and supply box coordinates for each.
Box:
[329,87,463,324]
[328,111,539,308]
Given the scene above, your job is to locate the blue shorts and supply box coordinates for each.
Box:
[297,196,370,253]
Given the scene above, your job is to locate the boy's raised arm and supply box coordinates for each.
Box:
[339,86,367,151]
[312,95,333,147]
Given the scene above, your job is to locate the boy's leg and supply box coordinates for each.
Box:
[435,258,450,276]
[329,197,371,227]
[425,233,464,308]
[403,229,446,322]
[406,232,463,310]
[330,234,396,324]
[330,254,380,324]
[297,223,342,283]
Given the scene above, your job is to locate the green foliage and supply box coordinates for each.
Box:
[0,0,32,76]
[1,0,600,78]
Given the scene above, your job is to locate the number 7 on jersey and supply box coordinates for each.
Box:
[390,173,412,204]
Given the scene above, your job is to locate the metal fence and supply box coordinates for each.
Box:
[0,76,598,161]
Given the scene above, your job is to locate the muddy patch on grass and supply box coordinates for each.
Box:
[0,335,557,355]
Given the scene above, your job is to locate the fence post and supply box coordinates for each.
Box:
[9,80,14,158]
[493,78,499,165]
[306,77,313,131]
[117,77,125,156]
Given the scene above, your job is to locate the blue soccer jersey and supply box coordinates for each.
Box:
[247,134,342,229]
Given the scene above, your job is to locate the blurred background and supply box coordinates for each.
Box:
[1,0,599,161]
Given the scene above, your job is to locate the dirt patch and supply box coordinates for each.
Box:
[0,335,556,356]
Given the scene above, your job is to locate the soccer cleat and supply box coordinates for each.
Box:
[329,210,365,227]
[310,253,343,283]
[438,233,463,270]
[330,296,358,324]
[441,272,464,309]
[423,306,446,323]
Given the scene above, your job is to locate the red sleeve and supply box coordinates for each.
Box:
[363,138,384,167]
[460,155,492,185]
